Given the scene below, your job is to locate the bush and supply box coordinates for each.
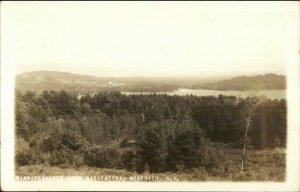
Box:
[190,168,209,180]
[84,147,122,168]
[135,124,167,173]
[16,137,30,154]
[16,137,32,166]
[16,150,31,166]
[61,133,83,151]
[49,149,75,166]
[17,131,87,167]
[40,134,62,153]
[73,153,85,167]
[202,146,221,169]
[167,128,220,170]
[30,149,49,164]
[49,150,67,166]
[121,150,136,171]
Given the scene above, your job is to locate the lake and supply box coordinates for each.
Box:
[122,89,286,100]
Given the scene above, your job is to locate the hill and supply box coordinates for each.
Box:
[191,73,286,91]
[16,71,192,94]
[16,71,286,94]
[15,71,211,94]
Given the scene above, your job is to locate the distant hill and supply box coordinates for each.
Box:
[191,73,286,91]
[16,71,286,94]
[15,71,179,94]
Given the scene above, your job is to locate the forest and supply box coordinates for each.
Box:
[15,90,287,179]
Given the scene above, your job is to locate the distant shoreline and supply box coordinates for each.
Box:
[122,88,286,100]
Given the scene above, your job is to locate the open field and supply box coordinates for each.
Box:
[16,148,285,182]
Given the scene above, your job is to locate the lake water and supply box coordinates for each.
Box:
[122,89,286,100]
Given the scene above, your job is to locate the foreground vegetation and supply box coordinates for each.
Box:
[16,148,285,181]
[15,90,286,180]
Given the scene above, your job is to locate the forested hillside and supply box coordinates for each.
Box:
[15,90,286,174]
[192,73,286,90]
[15,71,184,94]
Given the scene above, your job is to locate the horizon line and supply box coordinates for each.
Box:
[16,69,286,79]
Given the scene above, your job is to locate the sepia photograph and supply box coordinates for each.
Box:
[1,1,299,191]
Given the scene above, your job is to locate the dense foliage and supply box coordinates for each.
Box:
[15,90,287,172]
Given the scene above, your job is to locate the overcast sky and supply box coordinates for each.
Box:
[3,2,296,77]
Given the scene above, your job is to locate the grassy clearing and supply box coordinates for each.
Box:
[16,148,285,182]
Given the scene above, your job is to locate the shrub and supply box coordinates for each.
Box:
[29,149,49,164]
[84,147,122,168]
[167,128,220,170]
[40,134,62,153]
[61,133,83,151]
[135,123,167,173]
[49,149,75,166]
[16,150,31,166]
[73,153,85,167]
[202,146,221,169]
[15,137,32,166]
[49,150,67,166]
[121,150,136,171]
[15,137,30,154]
[190,168,209,180]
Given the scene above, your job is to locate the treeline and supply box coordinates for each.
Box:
[15,90,286,172]
[16,77,178,95]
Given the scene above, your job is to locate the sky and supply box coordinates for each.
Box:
[2,2,296,77]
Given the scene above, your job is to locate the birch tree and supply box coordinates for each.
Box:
[240,89,263,173]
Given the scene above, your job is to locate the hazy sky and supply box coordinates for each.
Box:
[3,2,295,77]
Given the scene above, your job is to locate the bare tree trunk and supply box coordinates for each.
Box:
[240,94,258,173]
[137,113,145,135]
[240,116,251,173]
